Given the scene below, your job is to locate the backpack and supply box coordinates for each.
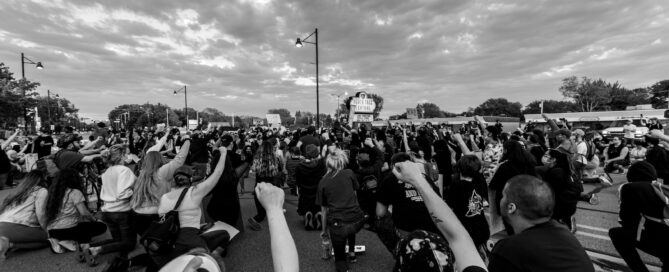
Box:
[140,187,190,253]
[423,160,440,183]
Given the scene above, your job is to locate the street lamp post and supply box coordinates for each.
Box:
[173,85,188,130]
[330,91,348,120]
[295,28,320,129]
[21,52,43,132]
[46,90,59,128]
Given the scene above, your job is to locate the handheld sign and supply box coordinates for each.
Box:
[266,114,281,125]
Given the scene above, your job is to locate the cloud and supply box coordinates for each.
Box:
[0,0,667,120]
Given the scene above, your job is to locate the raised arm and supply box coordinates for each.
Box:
[147,133,169,153]
[191,147,227,200]
[542,113,560,131]
[393,162,487,270]
[1,129,20,150]
[158,139,192,182]
[255,183,299,272]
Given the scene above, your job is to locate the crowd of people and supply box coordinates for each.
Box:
[0,113,667,272]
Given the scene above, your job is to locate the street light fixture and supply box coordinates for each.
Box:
[21,52,43,133]
[173,85,188,130]
[295,28,320,129]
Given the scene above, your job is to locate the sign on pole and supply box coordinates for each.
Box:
[348,92,377,126]
[266,114,281,125]
[188,119,198,130]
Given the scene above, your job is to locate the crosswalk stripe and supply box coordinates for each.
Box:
[577,231,611,241]
[586,250,661,272]
[577,224,610,233]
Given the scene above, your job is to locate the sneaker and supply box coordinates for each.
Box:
[48,238,65,254]
[247,217,262,231]
[305,212,314,230]
[589,194,599,205]
[58,240,78,252]
[598,175,612,186]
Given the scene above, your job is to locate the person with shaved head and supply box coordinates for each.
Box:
[489,175,594,272]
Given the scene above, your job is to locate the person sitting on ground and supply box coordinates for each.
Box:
[154,147,231,267]
[629,139,647,164]
[88,144,137,269]
[316,149,366,272]
[294,144,326,230]
[44,169,107,261]
[603,136,630,174]
[488,175,594,272]
[0,170,50,259]
[609,161,669,272]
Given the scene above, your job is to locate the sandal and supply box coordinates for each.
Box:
[47,238,65,254]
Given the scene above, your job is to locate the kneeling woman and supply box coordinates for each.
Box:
[316,149,365,272]
[154,147,231,267]
[540,149,580,231]
[45,169,107,260]
[0,170,50,259]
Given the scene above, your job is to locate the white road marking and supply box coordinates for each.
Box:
[577,231,611,241]
[577,224,610,233]
[587,250,661,272]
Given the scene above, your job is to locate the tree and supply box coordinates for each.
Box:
[36,95,79,127]
[559,76,622,112]
[522,100,579,114]
[649,80,669,109]
[473,98,522,117]
[339,92,385,119]
[607,88,651,111]
[416,103,444,118]
[0,63,41,128]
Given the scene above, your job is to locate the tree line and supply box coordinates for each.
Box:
[389,76,669,119]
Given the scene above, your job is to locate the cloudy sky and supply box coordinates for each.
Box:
[1,0,668,120]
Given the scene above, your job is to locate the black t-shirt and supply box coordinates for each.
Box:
[489,220,594,272]
[34,135,54,158]
[376,174,439,233]
[445,178,490,246]
[315,169,364,222]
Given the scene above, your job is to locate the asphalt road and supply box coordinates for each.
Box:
[0,170,662,272]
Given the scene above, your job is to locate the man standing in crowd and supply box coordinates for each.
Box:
[33,128,54,159]
[623,119,637,145]
[489,175,594,272]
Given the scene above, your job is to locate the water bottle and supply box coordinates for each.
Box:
[321,233,331,260]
